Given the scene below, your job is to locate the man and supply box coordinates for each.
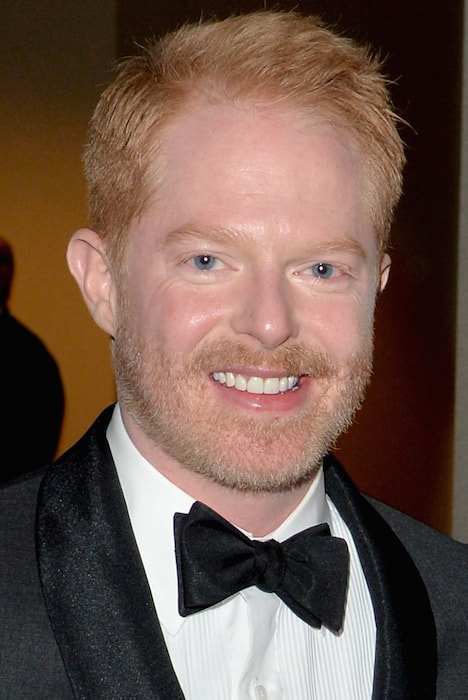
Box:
[0,10,466,699]
[0,237,64,482]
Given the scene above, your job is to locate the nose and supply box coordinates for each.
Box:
[230,271,299,349]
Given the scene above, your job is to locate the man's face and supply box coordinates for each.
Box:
[113,105,387,492]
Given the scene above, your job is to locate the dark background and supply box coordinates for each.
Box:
[115,0,463,532]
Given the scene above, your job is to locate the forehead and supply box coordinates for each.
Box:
[158,102,362,189]
[133,102,374,255]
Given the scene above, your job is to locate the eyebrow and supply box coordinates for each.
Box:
[161,225,249,248]
[161,225,368,260]
[310,238,368,260]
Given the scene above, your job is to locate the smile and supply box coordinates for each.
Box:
[211,372,298,395]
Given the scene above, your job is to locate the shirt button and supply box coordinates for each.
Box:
[255,685,268,700]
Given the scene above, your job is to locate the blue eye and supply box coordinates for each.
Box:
[192,255,218,271]
[311,262,335,279]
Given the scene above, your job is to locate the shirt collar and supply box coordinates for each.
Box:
[107,403,332,636]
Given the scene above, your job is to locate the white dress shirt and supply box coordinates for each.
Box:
[108,405,376,699]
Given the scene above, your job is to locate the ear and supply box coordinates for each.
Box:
[379,253,391,293]
[67,228,116,336]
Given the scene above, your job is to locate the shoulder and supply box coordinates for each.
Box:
[0,417,116,696]
[0,472,74,696]
[1,311,42,347]
[369,497,468,586]
[0,403,115,566]
[0,405,115,549]
[0,471,46,593]
[325,454,467,589]
[0,472,48,641]
[325,454,467,693]
[0,468,45,535]
[0,311,60,371]
[370,497,468,694]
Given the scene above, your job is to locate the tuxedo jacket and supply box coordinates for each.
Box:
[0,407,467,699]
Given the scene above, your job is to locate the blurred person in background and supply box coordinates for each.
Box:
[0,237,64,482]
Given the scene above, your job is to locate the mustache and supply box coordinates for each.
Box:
[189,341,340,379]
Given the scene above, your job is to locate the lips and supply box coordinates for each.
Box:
[211,371,298,395]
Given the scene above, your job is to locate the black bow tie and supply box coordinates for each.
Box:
[174,501,349,632]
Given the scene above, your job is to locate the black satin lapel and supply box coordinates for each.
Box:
[37,407,185,700]
[323,455,437,700]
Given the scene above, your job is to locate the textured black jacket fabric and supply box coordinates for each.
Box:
[0,408,466,699]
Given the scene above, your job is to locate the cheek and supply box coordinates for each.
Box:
[142,286,230,352]
[300,295,376,360]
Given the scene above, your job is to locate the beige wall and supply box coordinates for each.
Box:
[1,1,116,456]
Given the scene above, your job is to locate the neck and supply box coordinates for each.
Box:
[121,410,315,536]
[176,478,313,536]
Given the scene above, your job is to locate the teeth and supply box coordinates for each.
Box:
[235,375,247,391]
[212,372,298,395]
